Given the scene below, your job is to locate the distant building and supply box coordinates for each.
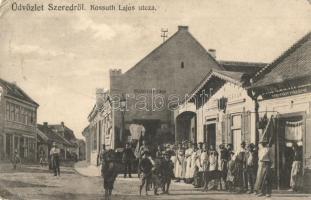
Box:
[0,78,39,162]
[82,125,91,163]
[76,139,86,161]
[37,122,78,161]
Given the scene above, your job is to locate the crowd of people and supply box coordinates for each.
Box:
[98,139,303,199]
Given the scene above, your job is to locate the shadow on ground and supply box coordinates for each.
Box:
[0,179,56,188]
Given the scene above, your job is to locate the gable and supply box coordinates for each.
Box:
[115,27,223,99]
[0,78,39,106]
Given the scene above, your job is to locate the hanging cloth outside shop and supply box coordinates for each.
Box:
[285,121,303,142]
[260,116,276,145]
[129,124,145,140]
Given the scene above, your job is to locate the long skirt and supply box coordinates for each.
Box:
[254,162,263,192]
[290,161,303,190]
[185,157,192,179]
[255,162,271,193]
[182,159,187,179]
[175,158,184,178]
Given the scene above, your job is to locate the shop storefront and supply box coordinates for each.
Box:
[249,31,311,192]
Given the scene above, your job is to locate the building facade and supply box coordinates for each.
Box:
[175,70,257,152]
[109,26,224,147]
[249,32,311,192]
[86,89,114,165]
[0,79,39,162]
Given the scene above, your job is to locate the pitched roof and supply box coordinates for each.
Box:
[37,124,73,147]
[48,124,76,142]
[0,78,39,106]
[125,26,224,75]
[184,69,246,104]
[219,60,266,75]
[113,26,225,101]
[251,31,311,88]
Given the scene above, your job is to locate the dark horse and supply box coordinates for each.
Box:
[102,149,123,200]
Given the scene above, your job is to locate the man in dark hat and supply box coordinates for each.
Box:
[255,141,273,197]
[235,141,247,193]
[244,143,257,194]
[160,152,174,194]
[219,144,229,190]
[122,143,135,178]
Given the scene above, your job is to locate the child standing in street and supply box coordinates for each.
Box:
[160,152,174,194]
[139,151,154,196]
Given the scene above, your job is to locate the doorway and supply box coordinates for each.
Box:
[204,123,216,148]
[278,115,304,189]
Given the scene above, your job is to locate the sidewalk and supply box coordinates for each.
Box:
[74,161,101,177]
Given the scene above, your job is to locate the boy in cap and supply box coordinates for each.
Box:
[139,151,154,196]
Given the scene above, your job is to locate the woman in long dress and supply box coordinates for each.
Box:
[185,143,193,183]
[201,143,209,191]
[189,145,198,184]
[174,143,185,182]
[289,143,303,192]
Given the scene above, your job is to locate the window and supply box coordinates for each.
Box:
[181,61,184,68]
[10,104,15,121]
[6,102,10,120]
[92,125,97,151]
[231,115,242,152]
[15,105,20,122]
[25,109,28,125]
[33,112,36,125]
[20,108,25,124]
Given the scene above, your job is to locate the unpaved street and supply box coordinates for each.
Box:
[0,164,310,200]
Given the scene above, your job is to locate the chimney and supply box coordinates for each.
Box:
[43,122,48,127]
[208,49,216,59]
[178,25,188,32]
[61,121,64,126]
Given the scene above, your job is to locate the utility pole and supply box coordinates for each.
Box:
[161,28,168,43]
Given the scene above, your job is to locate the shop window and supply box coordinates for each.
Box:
[181,62,184,68]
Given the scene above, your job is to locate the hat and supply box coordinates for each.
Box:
[248,143,255,149]
[142,150,150,156]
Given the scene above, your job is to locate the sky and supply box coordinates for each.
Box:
[0,0,310,139]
